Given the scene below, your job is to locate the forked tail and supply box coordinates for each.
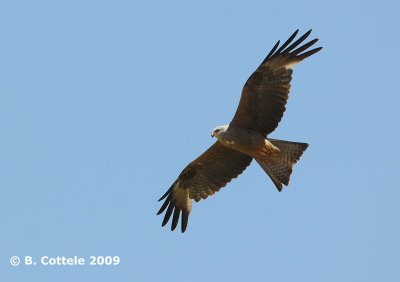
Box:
[256,138,308,191]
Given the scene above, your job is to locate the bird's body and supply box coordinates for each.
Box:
[213,124,281,161]
[157,29,322,232]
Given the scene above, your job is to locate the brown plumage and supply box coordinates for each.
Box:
[157,142,252,232]
[158,29,322,232]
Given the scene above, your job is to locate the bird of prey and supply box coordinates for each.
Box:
[157,29,322,233]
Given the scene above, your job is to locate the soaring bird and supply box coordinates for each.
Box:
[157,29,322,233]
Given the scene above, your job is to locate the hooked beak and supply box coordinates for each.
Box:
[211,132,214,138]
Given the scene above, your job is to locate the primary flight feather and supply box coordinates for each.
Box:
[157,29,322,233]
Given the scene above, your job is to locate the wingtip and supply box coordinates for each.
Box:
[312,46,323,54]
[158,192,168,202]
[297,46,323,60]
[157,194,171,215]
[181,210,189,233]
[161,202,174,226]
[171,208,180,231]
[303,29,312,39]
[158,185,173,201]
[292,29,300,41]
[158,182,191,233]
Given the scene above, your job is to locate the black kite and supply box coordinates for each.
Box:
[157,30,322,232]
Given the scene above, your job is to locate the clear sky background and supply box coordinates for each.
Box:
[2,1,400,281]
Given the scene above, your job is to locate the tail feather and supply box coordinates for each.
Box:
[257,139,308,191]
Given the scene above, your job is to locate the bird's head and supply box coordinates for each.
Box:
[211,124,229,138]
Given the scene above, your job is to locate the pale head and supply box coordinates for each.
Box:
[211,124,229,138]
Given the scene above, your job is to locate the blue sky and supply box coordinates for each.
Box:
[2,1,400,281]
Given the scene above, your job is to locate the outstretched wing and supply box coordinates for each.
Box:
[157,141,252,232]
[230,29,322,137]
